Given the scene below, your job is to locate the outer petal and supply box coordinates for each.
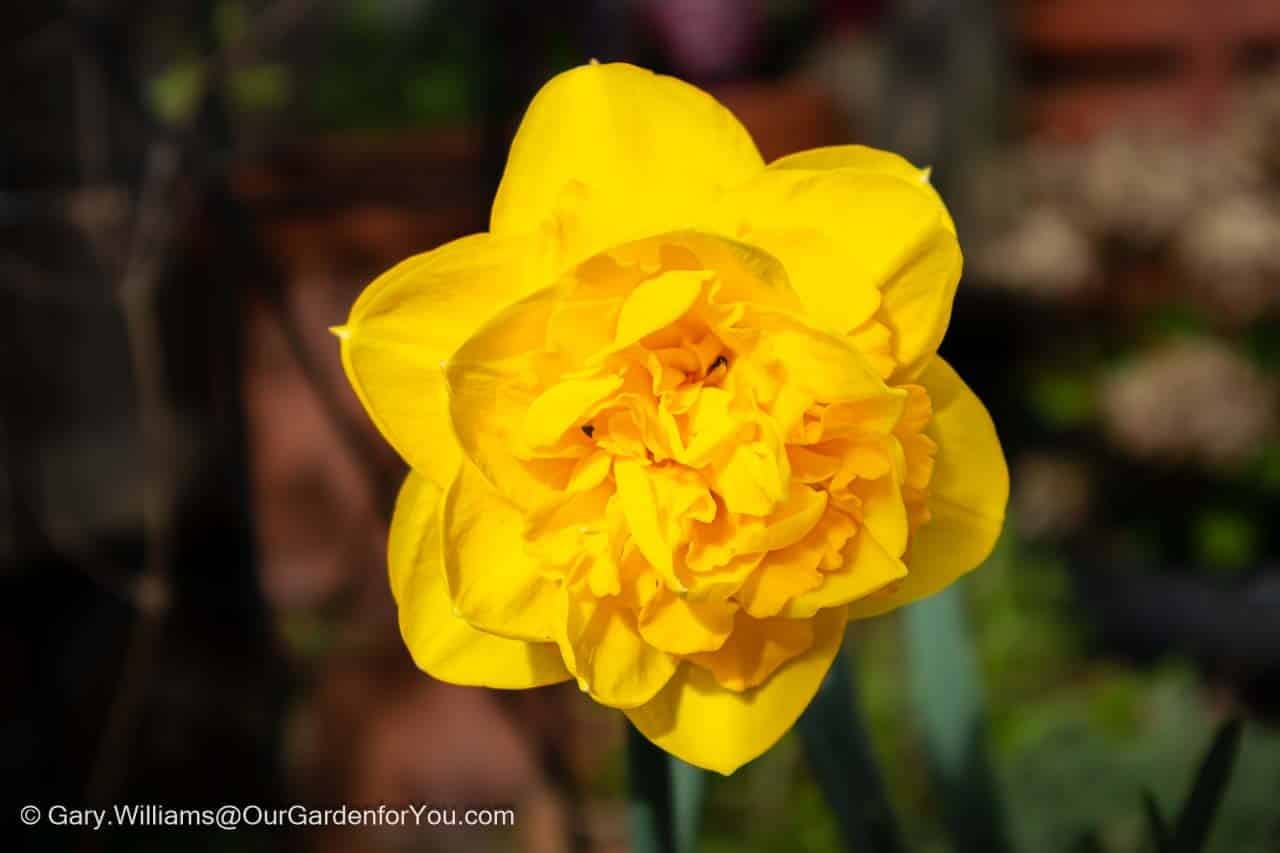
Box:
[442,460,562,641]
[446,287,568,505]
[714,167,961,379]
[768,145,956,234]
[847,358,1007,619]
[491,63,764,273]
[625,605,848,774]
[389,471,569,688]
[337,232,538,486]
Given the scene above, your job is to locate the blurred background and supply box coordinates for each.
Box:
[4,1,1280,851]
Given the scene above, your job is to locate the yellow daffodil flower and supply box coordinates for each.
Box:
[335,62,1007,774]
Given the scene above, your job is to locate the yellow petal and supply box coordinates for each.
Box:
[638,586,738,655]
[615,270,708,347]
[847,358,1007,619]
[770,144,917,170]
[339,232,536,486]
[566,231,802,316]
[555,590,678,709]
[876,230,964,382]
[492,63,764,273]
[522,374,623,450]
[442,460,562,641]
[769,144,954,232]
[614,457,675,585]
[736,559,823,618]
[735,504,853,618]
[680,387,746,468]
[613,458,715,590]
[736,482,828,553]
[744,313,905,406]
[787,444,841,482]
[855,464,909,558]
[446,287,573,505]
[784,526,907,618]
[687,613,815,691]
[710,420,791,516]
[646,231,804,313]
[625,605,848,774]
[388,470,443,605]
[848,318,898,378]
[389,470,568,688]
[685,551,766,602]
[716,168,960,379]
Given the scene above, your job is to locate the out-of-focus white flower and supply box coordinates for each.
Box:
[1012,453,1092,539]
[1177,194,1280,323]
[1079,128,1201,246]
[803,31,883,139]
[1102,339,1276,467]
[971,204,1097,298]
[1224,72,1280,185]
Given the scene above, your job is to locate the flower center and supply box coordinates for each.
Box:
[509,234,933,604]
[446,231,937,690]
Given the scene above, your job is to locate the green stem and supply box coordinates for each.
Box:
[627,723,675,853]
[671,755,708,853]
[904,586,1011,853]
[626,724,708,853]
[798,648,906,853]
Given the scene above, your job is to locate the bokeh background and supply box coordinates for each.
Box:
[4,1,1280,851]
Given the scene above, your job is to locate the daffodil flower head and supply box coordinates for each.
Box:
[337,63,1008,774]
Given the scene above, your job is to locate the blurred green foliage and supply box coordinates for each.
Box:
[149,58,207,122]
[1143,304,1212,341]
[1257,444,1280,493]
[699,734,842,853]
[147,1,296,123]
[1193,510,1261,574]
[1028,372,1097,430]
[305,0,477,129]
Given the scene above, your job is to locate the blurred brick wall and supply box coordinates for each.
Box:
[1021,0,1280,139]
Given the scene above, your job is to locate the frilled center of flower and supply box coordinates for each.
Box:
[449,232,936,696]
